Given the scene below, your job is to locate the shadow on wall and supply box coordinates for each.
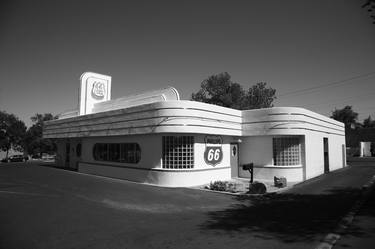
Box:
[201,187,372,243]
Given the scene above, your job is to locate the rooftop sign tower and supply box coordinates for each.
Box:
[79,72,112,115]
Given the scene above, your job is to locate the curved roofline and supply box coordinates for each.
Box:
[44,100,345,139]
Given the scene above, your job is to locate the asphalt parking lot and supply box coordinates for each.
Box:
[1,162,375,249]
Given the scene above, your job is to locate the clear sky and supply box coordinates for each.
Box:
[1,0,374,127]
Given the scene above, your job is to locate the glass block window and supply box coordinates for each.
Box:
[162,136,194,169]
[273,137,301,166]
[93,143,141,164]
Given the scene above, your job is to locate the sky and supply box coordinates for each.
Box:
[0,0,374,127]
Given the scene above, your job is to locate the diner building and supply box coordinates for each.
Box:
[43,72,346,187]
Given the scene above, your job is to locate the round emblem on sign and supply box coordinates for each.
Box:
[92,81,106,99]
[204,135,223,166]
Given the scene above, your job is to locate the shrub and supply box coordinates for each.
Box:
[209,181,237,193]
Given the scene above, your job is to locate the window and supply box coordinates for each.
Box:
[93,143,141,164]
[120,143,141,163]
[273,137,301,166]
[162,136,194,169]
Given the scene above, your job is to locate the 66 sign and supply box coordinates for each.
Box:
[204,136,223,166]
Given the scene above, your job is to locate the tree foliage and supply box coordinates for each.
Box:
[191,72,245,109]
[363,115,375,128]
[0,110,27,157]
[191,72,276,110]
[362,0,375,24]
[243,82,277,109]
[24,113,57,156]
[331,106,359,130]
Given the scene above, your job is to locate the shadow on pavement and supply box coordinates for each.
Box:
[202,187,372,243]
[336,189,375,248]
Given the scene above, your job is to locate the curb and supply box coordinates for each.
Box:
[314,174,375,249]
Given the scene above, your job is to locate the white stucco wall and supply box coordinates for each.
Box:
[55,140,65,166]
[193,134,233,169]
[304,132,346,179]
[239,136,273,167]
[238,135,304,182]
[53,128,345,186]
[73,134,232,187]
[235,132,345,183]
[82,134,162,169]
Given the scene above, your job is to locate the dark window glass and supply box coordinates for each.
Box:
[93,143,141,164]
[109,143,120,161]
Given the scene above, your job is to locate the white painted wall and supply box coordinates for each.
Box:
[76,134,232,186]
[360,142,372,157]
[69,139,81,169]
[82,134,162,169]
[193,134,234,170]
[328,134,346,170]
[55,130,345,186]
[55,140,65,166]
[304,132,324,179]
[79,162,230,187]
[239,136,273,166]
[238,135,304,182]
[304,132,346,179]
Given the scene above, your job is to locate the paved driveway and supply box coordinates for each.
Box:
[1,162,375,249]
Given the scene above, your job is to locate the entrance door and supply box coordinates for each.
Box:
[230,143,239,177]
[323,138,329,173]
[75,142,82,169]
[65,142,70,168]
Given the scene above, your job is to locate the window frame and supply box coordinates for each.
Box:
[272,136,301,166]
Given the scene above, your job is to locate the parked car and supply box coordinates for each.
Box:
[31,154,41,159]
[41,154,56,162]
[1,155,28,163]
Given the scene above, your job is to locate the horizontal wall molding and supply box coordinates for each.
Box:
[242,119,344,133]
[79,161,231,173]
[253,164,303,169]
[44,101,345,138]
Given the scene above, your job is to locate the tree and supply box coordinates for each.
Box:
[24,113,57,156]
[363,115,375,128]
[191,72,245,109]
[331,106,359,130]
[362,0,375,24]
[0,111,27,158]
[191,72,276,110]
[242,82,277,109]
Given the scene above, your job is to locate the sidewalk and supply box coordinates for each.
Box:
[284,165,375,195]
[334,188,375,249]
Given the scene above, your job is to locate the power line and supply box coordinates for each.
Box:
[305,92,375,108]
[278,71,375,97]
